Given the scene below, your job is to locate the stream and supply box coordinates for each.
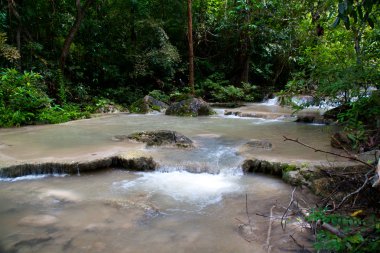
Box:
[0,103,339,252]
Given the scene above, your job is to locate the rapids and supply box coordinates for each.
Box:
[0,102,340,252]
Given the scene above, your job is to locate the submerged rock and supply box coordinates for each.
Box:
[244,139,272,150]
[40,189,81,203]
[165,98,214,117]
[126,130,194,148]
[19,215,59,227]
[130,95,168,114]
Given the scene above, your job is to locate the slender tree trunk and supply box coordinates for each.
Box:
[59,0,95,72]
[187,0,195,96]
[231,0,250,85]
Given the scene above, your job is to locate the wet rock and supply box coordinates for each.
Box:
[165,98,214,117]
[241,158,287,176]
[127,130,194,148]
[0,154,160,178]
[117,156,158,171]
[130,95,168,114]
[96,103,127,114]
[244,139,272,150]
[358,150,380,164]
[296,111,333,125]
[282,171,305,186]
[19,215,59,227]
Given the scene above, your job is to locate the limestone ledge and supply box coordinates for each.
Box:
[0,152,157,178]
[242,158,367,196]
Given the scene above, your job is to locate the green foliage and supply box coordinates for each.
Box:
[333,0,379,30]
[307,209,380,252]
[169,90,193,102]
[0,69,90,127]
[338,92,380,150]
[148,89,170,103]
[212,85,244,102]
[38,104,90,124]
[99,87,144,107]
[0,68,50,126]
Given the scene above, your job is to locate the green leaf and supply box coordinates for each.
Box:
[346,234,364,244]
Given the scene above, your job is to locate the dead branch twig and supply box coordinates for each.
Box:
[281,187,297,231]
[283,136,374,170]
[335,170,373,210]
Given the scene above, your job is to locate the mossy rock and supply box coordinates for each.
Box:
[126,130,194,148]
[130,95,168,114]
[165,98,214,117]
[282,171,304,186]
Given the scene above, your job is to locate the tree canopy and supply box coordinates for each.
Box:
[0,0,379,128]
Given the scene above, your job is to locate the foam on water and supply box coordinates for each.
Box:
[115,170,242,209]
[0,173,68,182]
[262,97,279,106]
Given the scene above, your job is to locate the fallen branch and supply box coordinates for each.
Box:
[335,170,374,210]
[283,136,375,170]
[289,234,310,252]
[266,205,276,253]
[281,187,297,231]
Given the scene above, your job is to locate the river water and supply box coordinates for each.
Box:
[0,105,339,252]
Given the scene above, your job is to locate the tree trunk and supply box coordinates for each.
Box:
[187,0,195,96]
[231,0,250,86]
[59,0,95,72]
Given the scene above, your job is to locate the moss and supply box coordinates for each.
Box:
[282,164,298,173]
[129,99,148,113]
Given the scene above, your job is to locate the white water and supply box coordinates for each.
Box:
[262,97,279,106]
[115,170,242,211]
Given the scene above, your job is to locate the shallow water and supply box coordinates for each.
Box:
[0,111,339,163]
[0,170,314,253]
[0,105,337,252]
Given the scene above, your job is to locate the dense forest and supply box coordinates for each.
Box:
[0,0,379,145]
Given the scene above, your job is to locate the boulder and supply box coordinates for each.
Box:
[165,98,214,116]
[126,130,194,148]
[296,114,330,124]
[130,95,169,114]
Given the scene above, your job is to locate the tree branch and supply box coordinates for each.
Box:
[282,136,375,170]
